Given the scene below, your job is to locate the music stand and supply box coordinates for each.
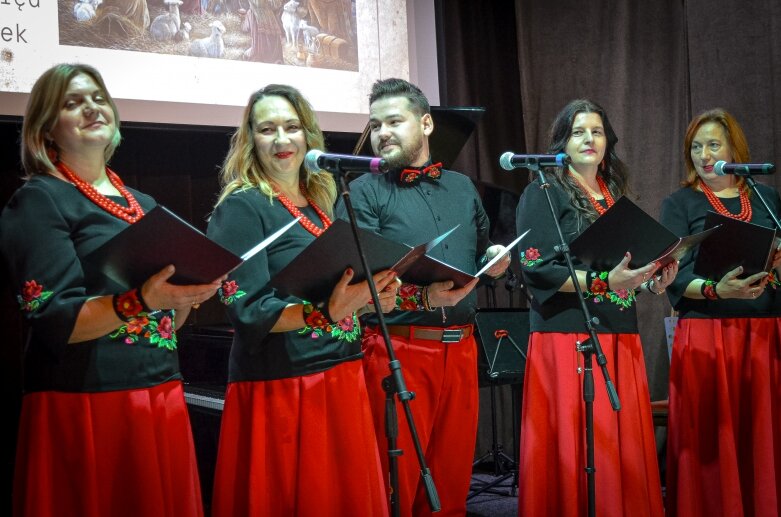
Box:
[470,308,529,499]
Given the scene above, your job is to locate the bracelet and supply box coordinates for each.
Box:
[318,300,335,323]
[422,286,437,312]
[701,280,720,300]
[585,271,610,294]
[396,283,427,311]
[647,279,665,295]
[302,302,335,329]
[112,288,151,322]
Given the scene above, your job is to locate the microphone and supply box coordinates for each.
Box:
[714,160,775,176]
[304,149,389,174]
[499,152,570,170]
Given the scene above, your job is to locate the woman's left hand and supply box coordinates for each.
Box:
[358,277,400,315]
[771,246,781,269]
[650,261,679,293]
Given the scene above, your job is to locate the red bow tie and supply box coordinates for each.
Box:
[400,163,443,184]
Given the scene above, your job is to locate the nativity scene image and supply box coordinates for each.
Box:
[60,0,358,71]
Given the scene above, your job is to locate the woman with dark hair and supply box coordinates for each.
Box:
[206,84,395,516]
[660,108,781,516]
[515,99,674,516]
[0,63,223,516]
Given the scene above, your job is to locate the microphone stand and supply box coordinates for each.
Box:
[740,173,781,229]
[531,163,621,517]
[333,167,440,516]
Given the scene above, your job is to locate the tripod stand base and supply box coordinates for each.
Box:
[468,470,518,499]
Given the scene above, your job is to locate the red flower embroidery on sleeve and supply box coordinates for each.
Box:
[590,278,608,296]
[17,280,54,313]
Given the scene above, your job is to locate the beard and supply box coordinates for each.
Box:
[376,134,425,169]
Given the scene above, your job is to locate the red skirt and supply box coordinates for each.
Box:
[211,359,388,517]
[13,380,203,517]
[666,317,781,517]
[518,332,663,517]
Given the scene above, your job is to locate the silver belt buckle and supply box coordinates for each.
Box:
[441,328,464,343]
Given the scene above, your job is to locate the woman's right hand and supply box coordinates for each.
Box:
[714,266,768,299]
[607,252,659,291]
[328,268,397,321]
[140,265,225,311]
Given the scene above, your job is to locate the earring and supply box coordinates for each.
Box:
[46,144,58,163]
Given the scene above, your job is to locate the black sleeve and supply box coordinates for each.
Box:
[207,193,289,343]
[659,193,698,308]
[1,184,89,355]
[515,182,581,304]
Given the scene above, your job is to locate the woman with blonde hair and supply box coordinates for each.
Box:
[207,84,395,516]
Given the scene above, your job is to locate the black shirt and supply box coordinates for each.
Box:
[339,168,491,327]
[207,188,363,382]
[0,175,181,393]
[516,178,639,333]
[660,184,781,319]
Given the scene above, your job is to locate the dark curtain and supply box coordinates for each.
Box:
[435,0,781,460]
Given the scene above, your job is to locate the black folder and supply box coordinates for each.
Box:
[569,196,718,270]
[268,219,475,303]
[86,206,296,288]
[693,211,778,279]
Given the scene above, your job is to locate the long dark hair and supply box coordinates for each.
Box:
[545,99,629,227]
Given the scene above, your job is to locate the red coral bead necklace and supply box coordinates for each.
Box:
[56,161,145,223]
[699,180,752,222]
[274,183,332,237]
[569,171,615,215]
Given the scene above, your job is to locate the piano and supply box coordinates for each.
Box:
[177,324,232,510]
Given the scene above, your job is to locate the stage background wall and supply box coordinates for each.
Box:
[2,0,780,510]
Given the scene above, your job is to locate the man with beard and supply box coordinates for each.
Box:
[338,78,510,516]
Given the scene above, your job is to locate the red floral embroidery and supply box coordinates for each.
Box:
[399,299,418,311]
[17,280,54,312]
[338,317,355,333]
[590,278,608,296]
[399,284,418,298]
[305,309,330,329]
[109,311,178,350]
[219,280,246,305]
[520,247,543,267]
[158,316,174,340]
[126,316,150,335]
[300,302,361,342]
[22,281,43,301]
[115,289,145,319]
[702,280,718,300]
[222,280,238,297]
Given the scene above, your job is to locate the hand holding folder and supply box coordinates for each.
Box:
[268,220,528,303]
[693,211,779,280]
[569,197,717,271]
[85,206,299,289]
